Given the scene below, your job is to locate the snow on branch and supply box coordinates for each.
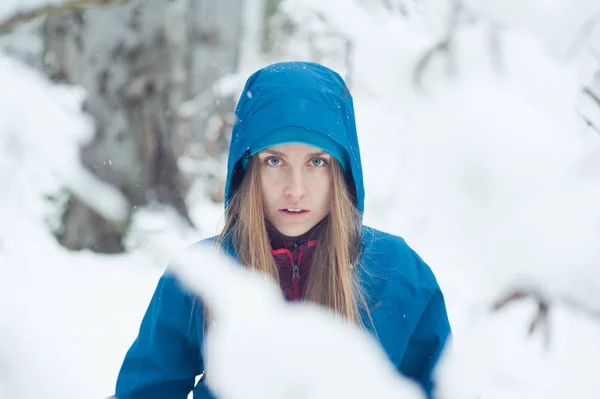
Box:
[145,241,426,399]
[0,52,130,228]
[412,0,463,89]
[493,287,600,348]
[0,0,142,33]
[581,87,600,135]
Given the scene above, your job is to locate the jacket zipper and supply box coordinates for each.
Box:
[291,241,301,300]
[292,264,300,299]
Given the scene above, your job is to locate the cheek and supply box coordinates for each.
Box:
[260,169,282,205]
[259,173,271,205]
[312,172,332,206]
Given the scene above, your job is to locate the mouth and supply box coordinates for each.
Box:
[279,208,309,215]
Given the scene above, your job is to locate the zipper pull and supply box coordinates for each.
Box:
[292,265,300,282]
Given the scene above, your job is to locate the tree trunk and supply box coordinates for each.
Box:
[43,0,195,253]
[2,0,247,254]
[187,0,243,154]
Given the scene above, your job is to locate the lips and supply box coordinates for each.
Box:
[280,208,309,215]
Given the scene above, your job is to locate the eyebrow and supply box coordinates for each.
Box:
[260,149,330,158]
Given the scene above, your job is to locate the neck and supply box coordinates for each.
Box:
[267,217,328,249]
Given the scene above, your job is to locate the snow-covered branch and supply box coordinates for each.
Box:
[154,242,426,399]
[0,0,142,33]
[412,0,463,88]
[0,52,130,230]
[581,86,600,134]
[493,287,600,346]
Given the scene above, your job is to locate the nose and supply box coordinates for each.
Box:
[284,168,307,199]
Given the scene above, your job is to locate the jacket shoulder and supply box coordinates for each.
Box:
[159,236,222,300]
[185,235,239,262]
[360,226,440,295]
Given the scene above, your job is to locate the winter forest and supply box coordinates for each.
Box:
[1,0,600,398]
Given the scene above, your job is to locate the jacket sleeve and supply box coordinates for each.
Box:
[115,270,215,399]
[398,287,451,399]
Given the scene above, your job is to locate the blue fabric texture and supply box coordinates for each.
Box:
[115,61,452,399]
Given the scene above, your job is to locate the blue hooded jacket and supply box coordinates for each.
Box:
[115,62,451,399]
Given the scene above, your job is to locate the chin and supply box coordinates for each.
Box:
[273,221,312,237]
[278,226,310,237]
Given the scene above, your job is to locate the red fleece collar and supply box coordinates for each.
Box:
[267,217,327,250]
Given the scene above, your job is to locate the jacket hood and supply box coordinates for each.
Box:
[224,61,365,214]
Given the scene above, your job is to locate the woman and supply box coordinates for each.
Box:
[115,61,451,399]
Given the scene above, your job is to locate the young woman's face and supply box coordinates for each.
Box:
[258,143,332,237]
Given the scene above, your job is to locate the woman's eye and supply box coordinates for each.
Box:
[310,158,327,167]
[266,157,282,166]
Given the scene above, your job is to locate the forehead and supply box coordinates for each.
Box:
[258,143,329,157]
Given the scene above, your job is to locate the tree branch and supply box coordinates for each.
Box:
[492,288,600,349]
[492,289,550,346]
[413,0,463,89]
[564,11,600,60]
[583,87,600,109]
[581,87,600,136]
[0,0,142,33]
[581,115,600,136]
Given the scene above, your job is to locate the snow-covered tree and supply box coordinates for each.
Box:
[1,0,245,253]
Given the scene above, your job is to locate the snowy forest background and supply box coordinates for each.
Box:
[1,0,600,398]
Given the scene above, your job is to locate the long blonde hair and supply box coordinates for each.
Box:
[216,156,368,325]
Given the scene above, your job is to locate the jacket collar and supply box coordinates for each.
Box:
[267,217,327,250]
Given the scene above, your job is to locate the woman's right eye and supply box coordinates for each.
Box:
[265,157,282,166]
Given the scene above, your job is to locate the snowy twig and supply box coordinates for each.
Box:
[564,11,600,60]
[583,87,600,109]
[0,0,143,33]
[492,290,550,344]
[581,87,600,135]
[581,115,600,135]
[412,0,463,89]
[492,288,600,348]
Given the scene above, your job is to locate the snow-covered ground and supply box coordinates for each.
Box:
[2,0,600,398]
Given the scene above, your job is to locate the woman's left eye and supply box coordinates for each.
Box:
[310,158,327,167]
